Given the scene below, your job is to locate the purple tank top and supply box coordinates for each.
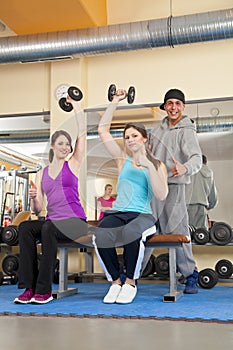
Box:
[42,161,86,220]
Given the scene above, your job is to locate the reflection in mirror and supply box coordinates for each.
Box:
[86,98,233,228]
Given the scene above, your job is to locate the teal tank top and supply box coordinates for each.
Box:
[112,157,153,214]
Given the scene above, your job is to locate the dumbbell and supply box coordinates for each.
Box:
[108,84,136,104]
[2,254,19,275]
[193,227,210,245]
[215,259,233,279]
[56,84,83,112]
[0,271,18,286]
[1,225,19,246]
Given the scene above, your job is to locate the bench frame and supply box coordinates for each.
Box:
[53,237,187,302]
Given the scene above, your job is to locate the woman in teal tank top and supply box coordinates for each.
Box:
[93,88,168,304]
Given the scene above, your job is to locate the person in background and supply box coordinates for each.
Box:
[186,154,218,230]
[93,88,168,304]
[14,96,89,305]
[97,184,116,220]
[145,88,202,294]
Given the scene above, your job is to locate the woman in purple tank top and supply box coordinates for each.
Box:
[14,96,90,305]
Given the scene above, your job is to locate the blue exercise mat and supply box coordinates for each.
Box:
[1,282,232,322]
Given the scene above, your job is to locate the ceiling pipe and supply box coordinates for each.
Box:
[0,8,232,64]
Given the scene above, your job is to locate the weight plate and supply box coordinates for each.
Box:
[198,268,219,289]
[58,97,73,112]
[0,271,4,286]
[215,259,233,278]
[188,225,196,237]
[154,253,169,277]
[108,84,116,102]
[10,271,18,285]
[193,228,210,245]
[210,222,233,245]
[68,86,83,101]
[127,86,135,104]
[2,225,19,246]
[2,254,19,275]
[141,254,156,277]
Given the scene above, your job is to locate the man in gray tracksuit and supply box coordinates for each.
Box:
[145,88,202,293]
[186,154,218,230]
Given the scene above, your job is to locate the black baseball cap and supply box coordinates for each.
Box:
[160,89,185,110]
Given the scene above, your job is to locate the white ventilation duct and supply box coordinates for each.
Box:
[0,8,232,64]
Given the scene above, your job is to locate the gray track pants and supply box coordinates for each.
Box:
[143,184,196,278]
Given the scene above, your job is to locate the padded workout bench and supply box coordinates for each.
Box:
[53,233,190,302]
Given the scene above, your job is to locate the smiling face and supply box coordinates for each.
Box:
[124,127,147,152]
[164,98,185,125]
[52,134,72,159]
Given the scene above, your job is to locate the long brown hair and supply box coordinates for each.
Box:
[49,130,73,163]
[123,122,161,170]
[123,122,147,139]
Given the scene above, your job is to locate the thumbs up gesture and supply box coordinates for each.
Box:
[29,180,37,199]
[170,157,187,177]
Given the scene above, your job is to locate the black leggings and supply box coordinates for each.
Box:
[17,219,85,294]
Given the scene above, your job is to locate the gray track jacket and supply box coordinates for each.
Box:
[148,116,202,185]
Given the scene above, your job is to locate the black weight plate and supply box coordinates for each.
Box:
[127,86,135,104]
[193,228,210,245]
[198,268,218,289]
[108,84,116,102]
[68,86,83,101]
[10,271,18,285]
[58,97,73,112]
[189,225,196,236]
[141,254,156,277]
[0,271,4,285]
[210,222,233,245]
[2,225,19,246]
[2,254,19,275]
[215,259,233,278]
[154,253,169,277]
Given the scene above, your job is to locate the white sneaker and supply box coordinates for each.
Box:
[103,284,122,304]
[116,284,137,304]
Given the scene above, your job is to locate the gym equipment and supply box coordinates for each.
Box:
[108,84,136,104]
[154,253,169,277]
[198,268,219,289]
[193,228,210,245]
[2,253,19,275]
[141,254,156,277]
[1,225,18,245]
[188,225,196,239]
[209,222,233,245]
[55,234,189,302]
[215,259,233,279]
[0,271,18,285]
[55,84,83,112]
[1,211,31,246]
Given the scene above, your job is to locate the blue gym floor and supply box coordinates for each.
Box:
[1,282,233,323]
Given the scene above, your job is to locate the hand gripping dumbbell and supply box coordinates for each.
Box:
[108,84,136,104]
[55,84,83,112]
